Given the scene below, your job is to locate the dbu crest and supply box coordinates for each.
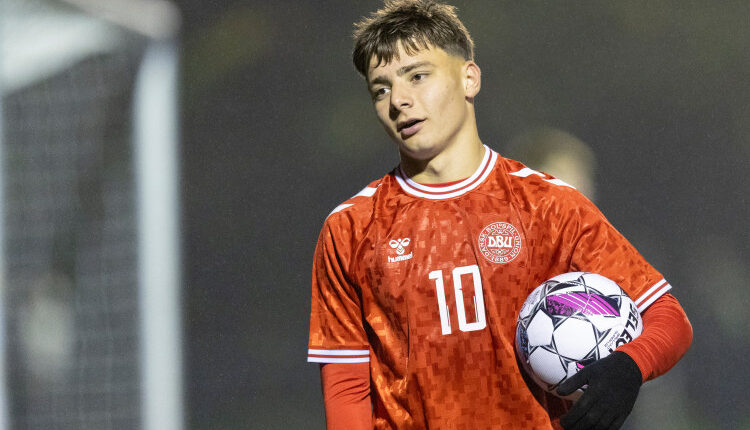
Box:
[477,222,522,264]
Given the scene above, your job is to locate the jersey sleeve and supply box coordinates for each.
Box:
[307,218,370,364]
[563,193,672,312]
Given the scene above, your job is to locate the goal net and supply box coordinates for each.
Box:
[0,0,182,429]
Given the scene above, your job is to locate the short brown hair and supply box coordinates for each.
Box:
[352,0,475,77]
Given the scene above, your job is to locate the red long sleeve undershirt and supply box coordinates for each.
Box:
[320,361,373,430]
[319,293,692,429]
[616,293,693,382]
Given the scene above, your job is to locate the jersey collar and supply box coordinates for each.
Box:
[395,145,497,200]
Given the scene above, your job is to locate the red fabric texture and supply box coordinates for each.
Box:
[617,293,693,382]
[320,362,372,430]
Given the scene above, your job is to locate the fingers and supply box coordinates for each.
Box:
[558,352,640,429]
[561,392,626,430]
[561,400,617,430]
[557,368,588,396]
[560,390,595,428]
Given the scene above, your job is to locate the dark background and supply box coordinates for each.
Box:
[174,1,750,429]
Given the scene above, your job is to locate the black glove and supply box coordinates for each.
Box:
[557,351,643,430]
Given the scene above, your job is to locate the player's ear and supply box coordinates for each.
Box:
[463,61,481,99]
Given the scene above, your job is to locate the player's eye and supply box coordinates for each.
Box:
[372,87,390,100]
[411,73,427,82]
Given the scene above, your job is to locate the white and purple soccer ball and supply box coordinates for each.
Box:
[515,272,642,399]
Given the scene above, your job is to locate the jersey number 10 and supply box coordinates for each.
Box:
[429,265,487,335]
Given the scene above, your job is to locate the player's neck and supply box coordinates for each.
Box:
[400,138,485,184]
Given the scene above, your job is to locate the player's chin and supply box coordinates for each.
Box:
[396,141,437,162]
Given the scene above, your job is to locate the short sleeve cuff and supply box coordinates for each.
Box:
[634,278,671,313]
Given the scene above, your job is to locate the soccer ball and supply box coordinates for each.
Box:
[515,272,642,399]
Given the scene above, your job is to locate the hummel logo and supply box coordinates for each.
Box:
[389,238,411,255]
[387,238,413,263]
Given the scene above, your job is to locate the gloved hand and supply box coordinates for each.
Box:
[557,351,643,430]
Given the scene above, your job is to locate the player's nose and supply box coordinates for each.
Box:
[389,84,413,117]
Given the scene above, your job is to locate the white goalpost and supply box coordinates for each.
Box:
[134,35,184,430]
[0,0,183,428]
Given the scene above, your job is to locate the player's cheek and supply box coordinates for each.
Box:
[374,108,394,134]
[435,85,462,124]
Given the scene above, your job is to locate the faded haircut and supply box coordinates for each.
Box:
[352,0,474,78]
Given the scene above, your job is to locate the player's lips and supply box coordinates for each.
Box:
[397,118,425,138]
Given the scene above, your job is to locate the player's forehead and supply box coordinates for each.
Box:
[366,42,454,82]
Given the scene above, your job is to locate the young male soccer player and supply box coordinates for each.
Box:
[307,1,693,429]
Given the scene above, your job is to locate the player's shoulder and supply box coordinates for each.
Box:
[502,157,576,191]
[327,178,383,217]
[499,156,589,209]
[323,174,393,227]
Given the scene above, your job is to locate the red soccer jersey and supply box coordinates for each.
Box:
[307,147,671,429]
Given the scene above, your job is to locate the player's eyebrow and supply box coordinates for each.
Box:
[369,61,434,87]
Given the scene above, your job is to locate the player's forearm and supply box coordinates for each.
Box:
[616,293,693,382]
[320,363,373,430]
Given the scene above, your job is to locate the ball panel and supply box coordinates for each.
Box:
[518,284,545,320]
[552,318,597,359]
[516,325,529,361]
[526,310,554,347]
[528,347,566,386]
[579,273,623,296]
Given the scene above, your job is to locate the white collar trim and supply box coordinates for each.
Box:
[395,145,497,200]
